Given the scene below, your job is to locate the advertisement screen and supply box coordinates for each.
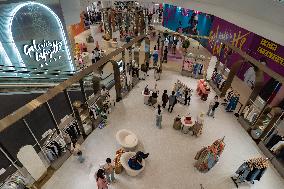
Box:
[163,4,214,45]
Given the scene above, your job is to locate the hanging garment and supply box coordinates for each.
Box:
[271,141,284,152]
[219,79,226,90]
[254,168,267,181]
[246,108,257,122]
[226,96,239,111]
[243,106,251,119]
[46,146,57,158]
[235,162,251,183]
[215,74,223,84]
[50,141,62,156]
[245,167,267,182]
[244,67,256,88]
[207,153,218,170]
[45,149,55,161]
[266,134,283,148]
[198,64,203,74]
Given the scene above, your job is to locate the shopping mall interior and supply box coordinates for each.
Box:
[0,0,284,188]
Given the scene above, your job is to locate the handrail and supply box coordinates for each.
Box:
[0,33,147,132]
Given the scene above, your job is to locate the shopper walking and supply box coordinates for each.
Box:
[157,33,161,50]
[163,47,168,63]
[164,37,169,49]
[91,51,96,64]
[162,90,168,108]
[184,90,191,106]
[71,141,85,163]
[153,46,159,67]
[103,158,115,183]
[155,105,163,129]
[168,91,177,113]
[96,169,108,189]
[94,47,100,63]
[154,67,161,81]
[207,95,219,118]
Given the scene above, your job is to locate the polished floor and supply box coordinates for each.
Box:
[42,69,284,189]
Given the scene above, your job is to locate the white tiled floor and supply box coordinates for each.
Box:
[43,69,284,189]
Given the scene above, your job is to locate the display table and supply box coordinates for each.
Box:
[181,116,194,134]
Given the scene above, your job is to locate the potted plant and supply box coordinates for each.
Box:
[182,39,190,66]
[182,39,190,53]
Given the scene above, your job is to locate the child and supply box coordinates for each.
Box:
[103,158,115,183]
[71,142,85,163]
[96,169,108,189]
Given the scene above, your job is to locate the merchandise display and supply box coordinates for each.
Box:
[211,69,227,91]
[173,79,192,104]
[43,130,67,162]
[231,157,269,187]
[194,137,225,172]
[191,113,204,137]
[265,125,284,157]
[0,172,28,189]
[196,79,210,101]
[225,90,240,112]
[242,100,263,125]
[181,53,207,79]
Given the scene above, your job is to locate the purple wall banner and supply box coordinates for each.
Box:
[249,35,284,78]
[207,17,255,70]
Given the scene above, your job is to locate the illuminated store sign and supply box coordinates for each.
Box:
[0,2,74,72]
[23,40,63,62]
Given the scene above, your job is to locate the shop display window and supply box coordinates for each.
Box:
[211,62,228,91]
[182,54,205,79]
[241,97,265,127]
[261,117,284,171]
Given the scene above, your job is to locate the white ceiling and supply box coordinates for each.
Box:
[135,0,284,46]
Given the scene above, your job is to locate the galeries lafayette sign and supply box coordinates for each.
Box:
[23,39,63,62]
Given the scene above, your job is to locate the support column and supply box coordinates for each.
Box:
[72,101,86,138]
[64,89,74,113]
[111,60,122,102]
[0,143,24,175]
[134,44,140,66]
[145,37,151,63]
[92,75,101,95]
[23,119,49,161]
[160,38,164,71]
[45,102,60,133]
[220,60,244,97]
[79,79,87,102]
[122,49,126,63]
[259,107,283,140]
[248,69,264,102]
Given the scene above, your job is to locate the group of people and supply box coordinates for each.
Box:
[96,158,116,189]
[95,151,149,189]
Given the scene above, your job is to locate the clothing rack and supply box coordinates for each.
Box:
[0,172,25,189]
[231,157,269,188]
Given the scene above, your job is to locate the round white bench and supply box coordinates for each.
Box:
[116,129,138,151]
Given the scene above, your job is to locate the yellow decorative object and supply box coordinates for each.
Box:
[114,148,125,174]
